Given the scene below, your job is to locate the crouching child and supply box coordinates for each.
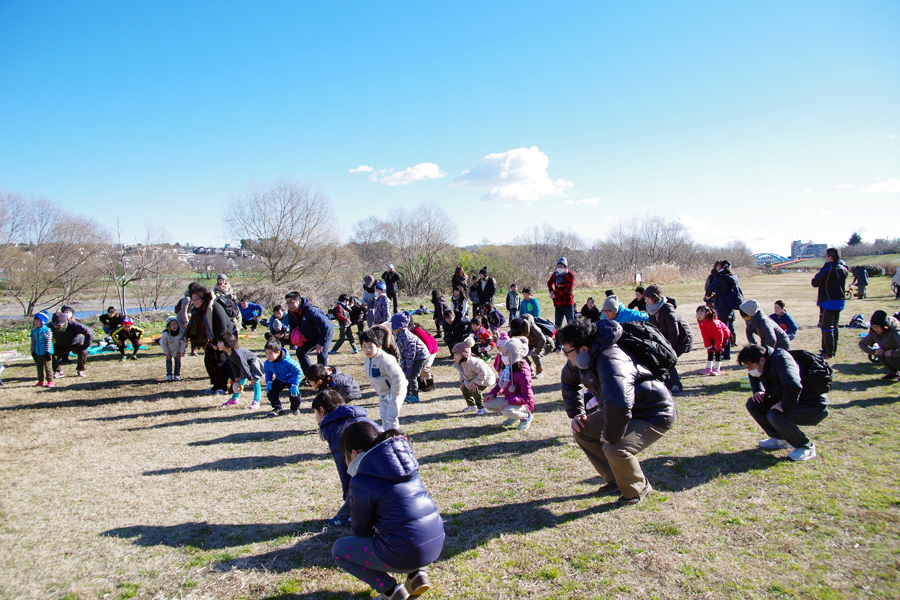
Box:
[263,339,304,416]
[218,332,263,410]
[452,337,497,416]
[306,363,362,402]
[483,336,535,430]
[113,318,144,361]
[360,327,407,430]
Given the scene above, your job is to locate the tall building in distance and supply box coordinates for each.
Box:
[790,240,828,260]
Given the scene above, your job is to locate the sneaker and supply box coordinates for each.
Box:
[669,385,682,394]
[404,395,420,404]
[462,406,478,413]
[267,409,285,417]
[759,437,791,450]
[379,584,410,600]
[248,401,260,410]
[788,444,817,462]
[404,571,431,597]
[44,381,54,388]
[53,371,64,378]
[597,481,620,496]
[203,387,214,395]
[221,398,239,406]
[475,408,487,416]
[119,356,127,362]
[328,350,338,355]
[215,389,226,395]
[517,413,534,430]
[165,375,173,382]
[76,371,86,378]
[880,371,899,380]
[291,409,300,416]
[324,517,351,528]
[710,369,721,376]
[129,355,138,361]
[34,382,45,387]
[617,482,652,506]
[501,417,518,427]
[352,348,359,354]
[699,368,712,376]
[173,376,181,381]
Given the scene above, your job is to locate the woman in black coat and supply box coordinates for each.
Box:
[186,285,236,394]
[704,260,740,358]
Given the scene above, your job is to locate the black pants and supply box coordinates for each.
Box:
[746,398,828,449]
[204,346,232,391]
[52,345,88,372]
[819,308,841,358]
[242,317,259,330]
[407,358,427,399]
[118,340,140,357]
[387,292,399,314]
[331,325,357,352]
[267,379,300,411]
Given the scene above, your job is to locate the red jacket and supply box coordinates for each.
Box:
[547,270,575,307]
[698,316,730,351]
[411,326,438,354]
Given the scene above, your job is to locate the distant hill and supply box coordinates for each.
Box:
[790,254,900,269]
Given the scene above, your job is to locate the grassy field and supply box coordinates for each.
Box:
[1,272,898,600]
[791,254,900,270]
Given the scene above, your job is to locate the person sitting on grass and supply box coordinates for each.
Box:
[99,306,124,336]
[770,300,799,341]
[333,422,444,600]
[218,331,262,410]
[263,339,304,416]
[738,344,829,462]
[858,310,900,382]
[483,335,535,430]
[159,316,187,382]
[238,298,264,331]
[391,312,429,404]
[313,389,381,528]
[305,363,362,402]
[740,299,791,350]
[452,337,496,416]
[31,312,54,388]
[113,317,144,361]
[360,327,407,431]
[696,305,730,376]
[559,318,675,506]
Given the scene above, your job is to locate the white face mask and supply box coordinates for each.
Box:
[557,267,566,274]
[748,367,761,378]
[501,355,511,365]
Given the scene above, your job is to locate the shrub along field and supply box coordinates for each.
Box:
[0,272,898,600]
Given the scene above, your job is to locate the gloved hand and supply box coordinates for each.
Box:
[290,385,300,397]
[266,382,272,393]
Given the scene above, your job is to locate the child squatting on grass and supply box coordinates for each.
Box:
[263,339,304,416]
[31,312,54,387]
[306,363,363,402]
[360,327,407,431]
[159,316,187,381]
[696,305,731,376]
[333,422,445,600]
[218,331,263,410]
[483,335,535,430]
[451,336,496,415]
[313,389,381,527]
[113,317,144,361]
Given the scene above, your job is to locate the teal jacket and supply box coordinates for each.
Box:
[520,297,540,318]
[600,303,650,324]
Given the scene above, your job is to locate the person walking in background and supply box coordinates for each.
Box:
[644,284,693,394]
[476,267,496,313]
[506,283,520,322]
[851,265,869,299]
[348,296,366,345]
[430,291,450,339]
[381,264,401,314]
[858,310,900,381]
[812,247,848,359]
[519,287,540,319]
[704,259,742,360]
[30,312,54,387]
[547,257,575,351]
[770,300,799,341]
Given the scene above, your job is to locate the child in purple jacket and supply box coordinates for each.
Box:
[483,335,535,430]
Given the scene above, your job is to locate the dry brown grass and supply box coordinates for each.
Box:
[0,273,898,600]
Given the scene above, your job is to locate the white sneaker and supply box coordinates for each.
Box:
[759,437,791,450]
[462,406,477,413]
[76,371,86,378]
[475,408,487,416]
[166,375,173,382]
[788,444,817,461]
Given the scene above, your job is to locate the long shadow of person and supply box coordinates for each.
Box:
[142,451,330,475]
[102,519,325,549]
[638,448,782,492]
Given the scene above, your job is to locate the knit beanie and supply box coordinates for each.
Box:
[871,310,888,328]
[508,317,526,336]
[503,336,530,364]
[479,267,488,277]
[602,295,620,313]
[497,330,509,344]
[60,305,74,316]
[643,284,663,300]
[217,273,228,282]
[452,336,475,356]
[557,256,568,267]
[271,318,284,332]
[390,311,410,330]
[35,312,50,326]
[739,299,760,315]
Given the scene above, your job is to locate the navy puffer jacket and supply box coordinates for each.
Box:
[319,405,379,495]
[350,436,445,570]
[705,272,740,320]
[286,297,333,345]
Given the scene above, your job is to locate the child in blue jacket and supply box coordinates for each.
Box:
[313,389,380,527]
[770,300,799,340]
[263,339,303,416]
[334,422,444,600]
[31,312,54,387]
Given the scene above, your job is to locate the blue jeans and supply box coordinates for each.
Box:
[295,334,333,373]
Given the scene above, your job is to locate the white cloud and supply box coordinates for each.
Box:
[452,146,573,202]
[802,188,813,193]
[805,210,836,217]
[859,179,900,193]
[837,184,854,188]
[890,135,897,139]
[565,197,603,205]
[371,162,446,186]
[605,216,619,222]
[673,215,730,239]
[349,165,374,173]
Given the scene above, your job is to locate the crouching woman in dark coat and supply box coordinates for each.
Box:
[333,422,444,600]
[559,319,676,507]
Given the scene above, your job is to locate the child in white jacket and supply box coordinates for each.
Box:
[359,326,407,430]
[159,316,187,381]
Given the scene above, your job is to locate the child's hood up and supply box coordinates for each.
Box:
[355,436,420,483]
[164,316,180,335]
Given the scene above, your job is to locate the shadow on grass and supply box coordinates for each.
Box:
[0,385,187,411]
[639,448,782,492]
[125,411,280,431]
[419,436,566,464]
[143,451,331,475]
[102,519,325,549]
[187,430,313,446]
[85,405,219,422]
[829,394,900,410]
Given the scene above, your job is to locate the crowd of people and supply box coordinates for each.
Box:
[17,250,900,600]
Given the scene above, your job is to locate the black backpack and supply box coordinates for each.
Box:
[216,295,241,320]
[724,283,745,311]
[532,316,556,337]
[788,350,833,396]
[617,321,679,381]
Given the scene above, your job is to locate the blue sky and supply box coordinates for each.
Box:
[1,1,898,256]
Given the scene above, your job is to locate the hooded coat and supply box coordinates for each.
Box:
[560,320,676,444]
[349,436,445,570]
[319,405,379,495]
[159,316,188,356]
[705,271,740,320]
[648,302,694,355]
[858,315,900,356]
[263,347,304,386]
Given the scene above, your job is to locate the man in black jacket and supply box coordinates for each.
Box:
[49,312,93,378]
[643,284,693,394]
[738,344,828,462]
[442,309,472,357]
[559,319,676,506]
[811,248,848,359]
[381,265,401,315]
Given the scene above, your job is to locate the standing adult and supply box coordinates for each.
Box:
[858,310,900,381]
[547,257,576,350]
[559,319,675,506]
[185,285,235,394]
[284,291,334,372]
[811,248,848,359]
[476,267,496,311]
[430,290,450,338]
[851,265,869,299]
[49,312,93,378]
[381,265,401,315]
[644,284,693,394]
[361,275,377,327]
[451,266,467,292]
[704,259,741,360]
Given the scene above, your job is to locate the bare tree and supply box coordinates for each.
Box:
[224,178,340,285]
[349,216,396,274]
[133,251,190,311]
[1,197,104,316]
